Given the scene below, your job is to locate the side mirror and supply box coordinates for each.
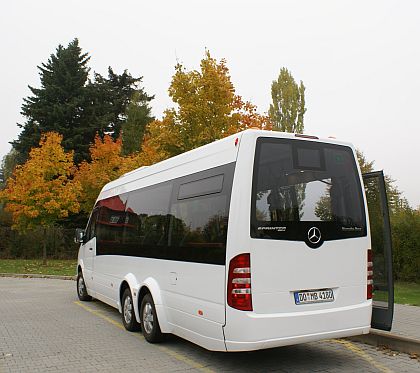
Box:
[75,228,85,244]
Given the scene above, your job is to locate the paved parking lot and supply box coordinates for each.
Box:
[1,277,419,373]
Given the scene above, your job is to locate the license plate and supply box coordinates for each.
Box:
[294,288,334,305]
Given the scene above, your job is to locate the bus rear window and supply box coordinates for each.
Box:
[251,138,367,242]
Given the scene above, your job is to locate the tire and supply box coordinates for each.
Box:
[77,271,92,301]
[140,293,164,343]
[122,288,141,332]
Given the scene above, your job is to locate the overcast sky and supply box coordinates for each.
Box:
[1,0,419,207]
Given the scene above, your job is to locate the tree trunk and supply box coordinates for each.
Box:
[43,227,47,265]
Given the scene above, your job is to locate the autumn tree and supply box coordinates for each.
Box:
[269,67,306,133]
[142,51,271,162]
[75,134,127,214]
[0,132,81,263]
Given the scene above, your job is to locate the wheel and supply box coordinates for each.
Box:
[122,288,141,331]
[77,272,92,301]
[140,293,164,343]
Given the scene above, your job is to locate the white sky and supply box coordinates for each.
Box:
[1,0,419,207]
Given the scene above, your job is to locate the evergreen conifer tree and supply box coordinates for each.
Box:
[87,68,154,142]
[12,39,92,164]
[121,91,154,155]
[12,40,154,164]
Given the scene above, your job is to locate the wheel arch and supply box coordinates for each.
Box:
[138,277,171,333]
[77,260,84,275]
[118,273,139,316]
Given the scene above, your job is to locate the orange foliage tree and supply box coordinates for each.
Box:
[0,132,81,262]
[1,132,81,229]
[141,51,271,163]
[75,134,133,213]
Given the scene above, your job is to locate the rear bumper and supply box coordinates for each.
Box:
[224,301,372,352]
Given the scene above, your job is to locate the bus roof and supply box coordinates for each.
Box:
[97,129,355,201]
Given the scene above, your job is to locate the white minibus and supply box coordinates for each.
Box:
[75,129,394,352]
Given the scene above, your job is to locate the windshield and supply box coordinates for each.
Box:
[251,137,366,242]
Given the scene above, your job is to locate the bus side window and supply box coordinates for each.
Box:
[167,169,232,265]
[95,195,129,255]
[169,195,228,248]
[124,182,173,254]
[85,208,99,242]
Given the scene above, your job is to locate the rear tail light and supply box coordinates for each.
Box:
[227,253,253,311]
[367,249,373,299]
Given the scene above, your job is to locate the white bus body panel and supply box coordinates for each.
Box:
[223,130,371,351]
[78,237,95,292]
[78,134,241,352]
[77,129,372,352]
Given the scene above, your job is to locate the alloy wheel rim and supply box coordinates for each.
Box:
[143,302,154,334]
[124,296,133,324]
[78,277,84,297]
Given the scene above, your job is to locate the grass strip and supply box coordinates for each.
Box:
[0,259,76,276]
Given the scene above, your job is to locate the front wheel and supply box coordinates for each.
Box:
[140,293,164,343]
[77,272,91,301]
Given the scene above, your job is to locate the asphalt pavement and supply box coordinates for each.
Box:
[0,277,419,372]
[349,303,420,355]
[391,304,420,340]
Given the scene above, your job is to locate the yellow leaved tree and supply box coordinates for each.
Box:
[141,51,271,163]
[0,132,81,263]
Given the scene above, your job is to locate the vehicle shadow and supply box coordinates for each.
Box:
[80,298,370,372]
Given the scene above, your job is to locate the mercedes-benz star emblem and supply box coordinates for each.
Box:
[308,227,321,244]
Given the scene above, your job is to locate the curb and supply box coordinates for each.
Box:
[0,273,76,281]
[348,329,420,355]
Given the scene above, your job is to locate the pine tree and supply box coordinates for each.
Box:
[12,39,92,164]
[12,40,154,165]
[121,91,154,155]
[269,68,306,133]
[87,68,154,142]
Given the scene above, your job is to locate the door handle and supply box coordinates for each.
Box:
[89,247,93,251]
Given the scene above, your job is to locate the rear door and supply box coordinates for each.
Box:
[362,171,394,331]
[249,138,369,315]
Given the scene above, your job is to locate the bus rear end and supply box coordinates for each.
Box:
[224,131,372,351]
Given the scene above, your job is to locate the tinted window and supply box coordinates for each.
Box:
[168,193,228,264]
[85,208,99,242]
[178,174,224,200]
[96,195,129,255]
[296,147,323,169]
[251,138,366,242]
[122,182,173,257]
[94,162,235,264]
[166,164,234,264]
